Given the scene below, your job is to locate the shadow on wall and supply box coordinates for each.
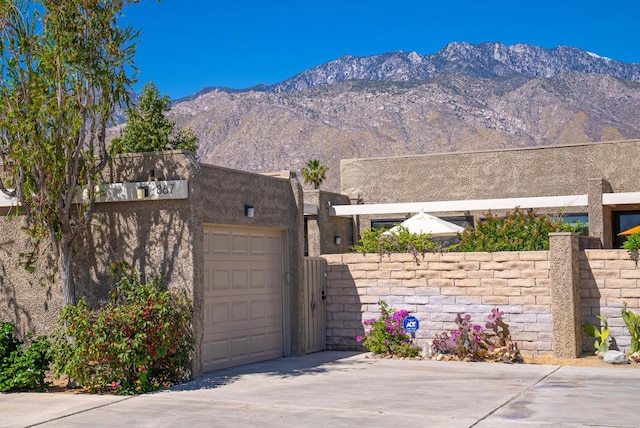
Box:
[580,259,603,354]
[75,199,191,307]
[72,153,198,307]
[326,264,365,352]
[0,226,58,337]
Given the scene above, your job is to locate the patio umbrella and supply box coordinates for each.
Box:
[382,210,465,237]
[618,224,640,236]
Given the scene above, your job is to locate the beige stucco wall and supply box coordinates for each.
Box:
[0,151,202,339]
[304,190,353,256]
[341,139,640,203]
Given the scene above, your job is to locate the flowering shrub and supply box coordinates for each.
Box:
[0,322,51,392]
[51,261,194,394]
[432,308,522,363]
[352,226,446,263]
[356,300,421,358]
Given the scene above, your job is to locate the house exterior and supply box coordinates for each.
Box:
[335,139,640,249]
[3,139,640,377]
[0,151,306,377]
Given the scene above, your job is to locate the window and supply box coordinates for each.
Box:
[613,211,640,248]
[371,219,405,230]
[561,212,588,235]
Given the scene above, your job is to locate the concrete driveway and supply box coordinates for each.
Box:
[1,352,638,427]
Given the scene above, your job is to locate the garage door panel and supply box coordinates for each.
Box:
[250,235,266,254]
[231,301,249,322]
[251,300,266,320]
[250,269,266,289]
[211,233,231,254]
[231,270,249,289]
[232,234,249,253]
[203,226,284,373]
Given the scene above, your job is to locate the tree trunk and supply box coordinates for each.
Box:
[58,240,76,306]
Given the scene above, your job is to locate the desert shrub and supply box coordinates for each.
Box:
[621,302,640,354]
[583,315,610,355]
[356,300,422,358]
[458,208,583,252]
[352,226,445,262]
[51,261,194,394]
[432,308,522,363]
[0,322,51,392]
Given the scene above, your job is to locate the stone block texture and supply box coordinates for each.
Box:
[323,249,640,357]
[323,251,552,354]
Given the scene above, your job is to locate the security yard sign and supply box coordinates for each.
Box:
[403,315,419,334]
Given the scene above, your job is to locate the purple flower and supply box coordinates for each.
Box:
[356,335,363,342]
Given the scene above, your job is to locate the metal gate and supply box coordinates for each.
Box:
[303,257,326,353]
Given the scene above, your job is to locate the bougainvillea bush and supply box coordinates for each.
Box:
[356,300,422,358]
[432,308,522,363]
[51,261,194,394]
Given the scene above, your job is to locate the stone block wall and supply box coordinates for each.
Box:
[580,249,640,353]
[323,251,552,355]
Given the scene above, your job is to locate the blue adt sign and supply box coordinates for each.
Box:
[403,316,419,334]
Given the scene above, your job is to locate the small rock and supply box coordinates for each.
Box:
[603,350,629,364]
[435,353,444,361]
[629,352,640,363]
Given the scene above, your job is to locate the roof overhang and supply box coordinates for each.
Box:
[602,192,640,205]
[329,194,589,217]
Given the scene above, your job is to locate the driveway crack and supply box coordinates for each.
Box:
[469,365,561,427]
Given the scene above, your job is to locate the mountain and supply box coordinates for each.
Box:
[167,42,640,191]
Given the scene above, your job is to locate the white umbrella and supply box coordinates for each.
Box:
[382,210,465,237]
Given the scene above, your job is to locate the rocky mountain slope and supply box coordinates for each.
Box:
[167,42,640,191]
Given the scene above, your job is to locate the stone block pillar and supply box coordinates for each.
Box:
[549,232,582,357]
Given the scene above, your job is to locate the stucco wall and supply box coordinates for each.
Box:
[304,190,353,256]
[341,139,640,203]
[323,251,552,355]
[0,151,201,338]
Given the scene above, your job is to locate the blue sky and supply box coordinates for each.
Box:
[122,0,640,99]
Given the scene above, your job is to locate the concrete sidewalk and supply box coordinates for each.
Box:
[1,352,638,427]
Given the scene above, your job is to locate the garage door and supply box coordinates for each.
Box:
[202,226,284,372]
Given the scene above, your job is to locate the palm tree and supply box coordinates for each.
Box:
[301,159,329,189]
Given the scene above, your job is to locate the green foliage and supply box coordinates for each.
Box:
[583,315,610,354]
[432,309,522,363]
[352,226,445,262]
[621,302,640,354]
[51,261,194,394]
[356,300,422,358]
[622,233,640,255]
[458,208,580,252]
[0,322,51,392]
[110,81,198,155]
[300,159,328,189]
[0,0,141,305]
